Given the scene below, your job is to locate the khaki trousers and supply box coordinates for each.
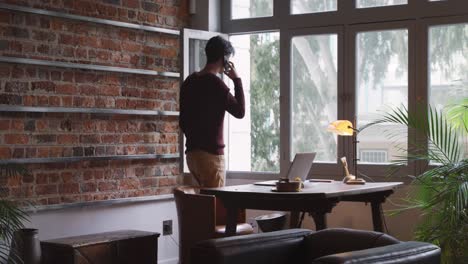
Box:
[186,149,225,187]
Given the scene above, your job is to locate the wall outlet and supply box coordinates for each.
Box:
[163,220,173,236]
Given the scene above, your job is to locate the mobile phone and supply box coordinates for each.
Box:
[223,56,231,72]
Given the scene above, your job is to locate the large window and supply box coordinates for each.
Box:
[226,33,280,172]
[429,22,468,158]
[213,0,468,179]
[231,0,274,19]
[356,29,408,164]
[356,0,407,8]
[291,0,337,14]
[291,34,338,162]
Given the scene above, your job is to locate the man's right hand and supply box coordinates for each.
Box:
[224,61,239,80]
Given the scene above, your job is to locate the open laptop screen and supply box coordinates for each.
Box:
[253,152,316,186]
[286,152,316,181]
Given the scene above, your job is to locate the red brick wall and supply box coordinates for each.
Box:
[0,0,188,206]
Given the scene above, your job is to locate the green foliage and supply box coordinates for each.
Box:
[364,102,468,263]
[250,34,280,172]
[0,164,30,264]
[446,98,468,134]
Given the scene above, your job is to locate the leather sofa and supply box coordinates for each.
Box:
[191,228,440,264]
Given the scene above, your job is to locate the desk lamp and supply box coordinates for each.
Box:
[327,120,366,184]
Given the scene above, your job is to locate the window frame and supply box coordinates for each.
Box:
[210,0,468,181]
[346,21,415,178]
[282,26,344,179]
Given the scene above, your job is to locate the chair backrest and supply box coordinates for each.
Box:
[174,187,216,264]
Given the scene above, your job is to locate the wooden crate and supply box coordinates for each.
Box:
[41,230,160,264]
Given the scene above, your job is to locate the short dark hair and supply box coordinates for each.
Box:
[205,36,235,63]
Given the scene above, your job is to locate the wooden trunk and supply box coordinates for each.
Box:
[40,230,160,264]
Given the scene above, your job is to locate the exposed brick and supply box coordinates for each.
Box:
[73,147,84,156]
[0,147,11,159]
[11,120,24,131]
[99,85,120,96]
[119,178,140,190]
[84,147,95,156]
[55,84,75,94]
[122,0,139,8]
[12,148,25,158]
[61,195,81,204]
[141,178,157,188]
[81,182,97,193]
[0,40,8,50]
[101,39,120,51]
[59,183,80,194]
[5,134,28,144]
[36,173,48,184]
[0,10,10,23]
[35,134,57,144]
[32,30,56,42]
[61,172,75,183]
[0,120,10,130]
[37,147,49,158]
[98,181,117,192]
[3,0,186,205]
[32,81,56,92]
[57,135,78,144]
[49,146,63,157]
[36,184,58,196]
[0,94,22,105]
[80,135,100,144]
[8,27,29,39]
[48,197,61,205]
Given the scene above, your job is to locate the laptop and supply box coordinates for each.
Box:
[253,152,317,186]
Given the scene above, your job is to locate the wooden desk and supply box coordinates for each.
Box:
[201,181,402,236]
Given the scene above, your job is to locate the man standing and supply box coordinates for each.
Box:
[179,36,245,187]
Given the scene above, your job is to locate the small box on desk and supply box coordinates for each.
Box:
[41,230,160,264]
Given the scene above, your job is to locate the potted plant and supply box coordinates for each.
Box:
[0,164,30,264]
[363,99,467,263]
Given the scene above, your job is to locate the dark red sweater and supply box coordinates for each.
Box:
[179,73,245,155]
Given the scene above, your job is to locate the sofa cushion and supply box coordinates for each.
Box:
[304,228,400,261]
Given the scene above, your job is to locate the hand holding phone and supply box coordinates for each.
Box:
[223,61,239,80]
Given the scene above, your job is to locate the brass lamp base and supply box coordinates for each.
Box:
[343,175,366,185]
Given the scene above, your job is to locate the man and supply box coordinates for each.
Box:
[179,36,245,187]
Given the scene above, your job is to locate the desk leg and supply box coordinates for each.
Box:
[371,201,384,232]
[289,211,300,228]
[225,207,238,236]
[309,212,327,230]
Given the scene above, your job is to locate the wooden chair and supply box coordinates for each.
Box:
[174,187,254,264]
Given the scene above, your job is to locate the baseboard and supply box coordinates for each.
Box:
[159,257,178,264]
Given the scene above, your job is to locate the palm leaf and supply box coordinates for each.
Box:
[445,98,468,134]
[0,164,30,264]
[365,102,468,262]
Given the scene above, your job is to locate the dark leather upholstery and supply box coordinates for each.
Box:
[191,228,441,264]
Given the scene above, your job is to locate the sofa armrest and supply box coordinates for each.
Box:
[313,241,441,264]
[191,229,312,264]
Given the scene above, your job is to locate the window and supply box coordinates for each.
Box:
[217,0,468,179]
[183,38,209,172]
[429,23,468,158]
[231,0,273,19]
[360,150,388,163]
[356,0,407,8]
[429,23,467,110]
[291,0,337,15]
[291,34,338,162]
[226,33,280,172]
[356,29,408,164]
